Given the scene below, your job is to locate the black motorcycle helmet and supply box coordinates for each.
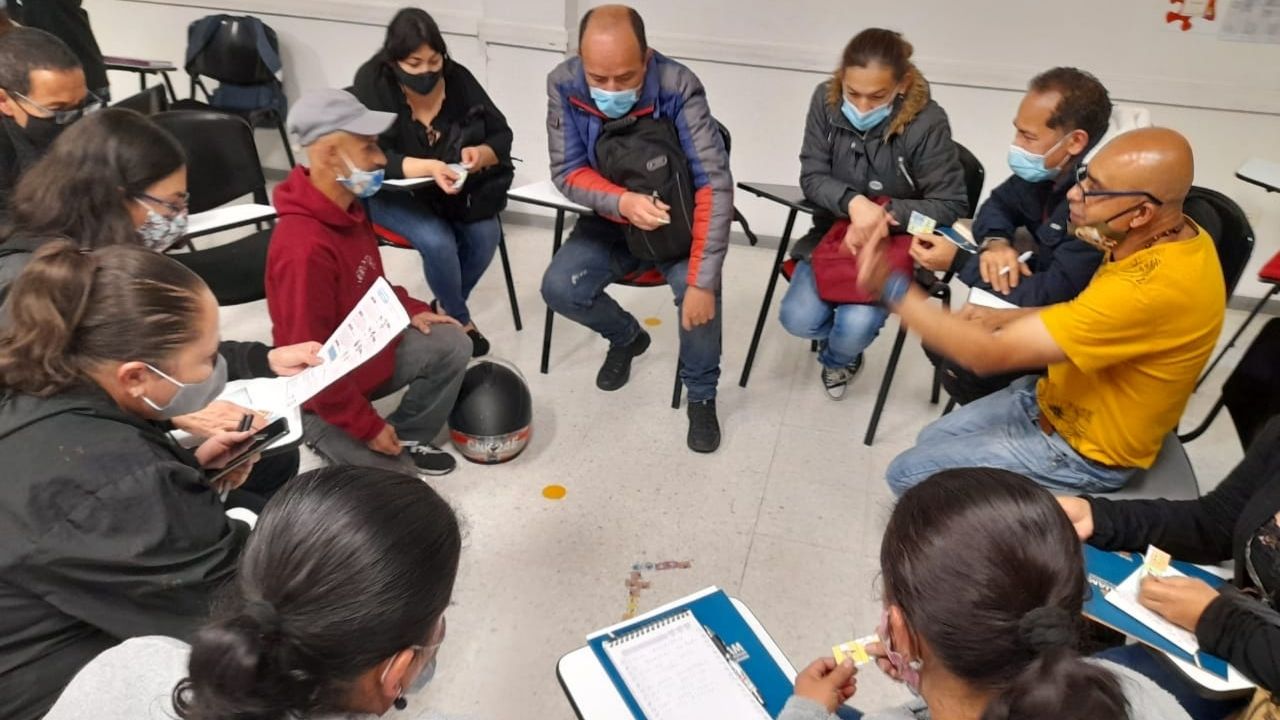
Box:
[448,358,532,464]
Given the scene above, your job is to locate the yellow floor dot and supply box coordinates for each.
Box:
[643,316,662,327]
[542,484,567,500]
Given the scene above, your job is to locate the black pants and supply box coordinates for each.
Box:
[225,448,299,513]
[923,346,1036,406]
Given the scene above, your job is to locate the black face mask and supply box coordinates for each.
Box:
[6,113,65,150]
[393,64,441,96]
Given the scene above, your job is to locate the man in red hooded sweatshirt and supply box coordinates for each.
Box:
[267,88,470,476]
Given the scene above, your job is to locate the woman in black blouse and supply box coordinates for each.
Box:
[1059,416,1280,719]
[353,8,514,357]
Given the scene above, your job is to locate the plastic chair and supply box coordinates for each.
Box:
[371,220,524,333]
[174,14,294,167]
[1181,316,1280,449]
[153,110,275,304]
[151,110,276,239]
[111,84,169,116]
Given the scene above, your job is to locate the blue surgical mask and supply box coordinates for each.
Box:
[407,657,436,694]
[589,86,639,119]
[1007,134,1069,183]
[842,97,894,132]
[338,152,385,198]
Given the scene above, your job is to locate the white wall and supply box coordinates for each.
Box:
[85,0,1280,302]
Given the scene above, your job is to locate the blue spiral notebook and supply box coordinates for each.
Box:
[1083,545,1229,678]
[586,587,793,720]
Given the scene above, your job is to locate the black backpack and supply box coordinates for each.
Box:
[594,115,695,262]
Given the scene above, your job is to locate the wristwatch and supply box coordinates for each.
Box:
[882,271,912,308]
[978,236,1011,253]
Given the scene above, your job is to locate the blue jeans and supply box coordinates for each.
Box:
[367,191,501,326]
[884,376,1135,496]
[539,216,722,402]
[778,260,888,368]
[1095,645,1249,720]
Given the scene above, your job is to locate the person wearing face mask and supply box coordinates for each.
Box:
[268,89,471,477]
[41,465,462,720]
[912,68,1114,405]
[0,243,282,720]
[781,28,966,399]
[781,468,1190,720]
[0,27,92,221]
[352,8,514,358]
[854,127,1223,496]
[0,107,321,512]
[542,5,733,453]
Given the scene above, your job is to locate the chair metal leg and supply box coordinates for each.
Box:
[865,323,908,446]
[161,72,178,103]
[276,117,296,167]
[929,286,952,405]
[1179,396,1226,443]
[943,397,958,416]
[496,222,523,331]
[540,210,566,375]
[738,208,799,388]
[734,208,760,246]
[672,361,683,409]
[810,339,819,353]
[1195,285,1277,391]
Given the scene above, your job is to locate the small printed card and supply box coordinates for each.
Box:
[907,210,936,236]
[832,634,878,666]
[1144,545,1172,577]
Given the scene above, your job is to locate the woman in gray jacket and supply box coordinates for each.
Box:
[779,29,967,399]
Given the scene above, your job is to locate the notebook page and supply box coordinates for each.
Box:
[603,610,771,720]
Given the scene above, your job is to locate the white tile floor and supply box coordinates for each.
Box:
[217,218,1262,719]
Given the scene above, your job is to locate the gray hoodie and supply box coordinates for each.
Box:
[777,659,1192,720]
[794,80,968,259]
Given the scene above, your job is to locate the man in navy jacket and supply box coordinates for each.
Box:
[912,67,1113,403]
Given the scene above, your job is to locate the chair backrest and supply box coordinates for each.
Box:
[186,15,280,85]
[111,84,169,116]
[954,142,985,217]
[1222,317,1280,449]
[716,120,732,156]
[1184,185,1255,297]
[152,110,267,212]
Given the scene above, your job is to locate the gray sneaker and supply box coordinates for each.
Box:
[820,354,864,400]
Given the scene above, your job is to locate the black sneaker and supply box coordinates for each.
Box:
[820,354,864,400]
[467,328,490,357]
[596,330,651,391]
[406,443,457,476]
[687,399,721,453]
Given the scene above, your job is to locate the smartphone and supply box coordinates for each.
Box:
[205,417,289,486]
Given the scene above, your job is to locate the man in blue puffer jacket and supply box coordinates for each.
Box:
[541,4,733,453]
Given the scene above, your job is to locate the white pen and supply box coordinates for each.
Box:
[999,251,1034,276]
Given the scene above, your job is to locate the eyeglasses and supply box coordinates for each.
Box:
[136,191,191,215]
[1074,163,1164,206]
[8,89,104,125]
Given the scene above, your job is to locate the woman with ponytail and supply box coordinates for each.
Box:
[0,243,269,720]
[44,466,463,720]
[780,468,1189,720]
[779,28,968,400]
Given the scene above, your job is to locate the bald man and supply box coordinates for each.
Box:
[862,127,1224,494]
[541,5,733,453]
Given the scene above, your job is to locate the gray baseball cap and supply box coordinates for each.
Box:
[286,89,395,147]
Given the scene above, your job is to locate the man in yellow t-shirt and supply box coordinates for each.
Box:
[854,127,1224,495]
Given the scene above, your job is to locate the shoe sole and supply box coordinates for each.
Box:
[416,464,456,477]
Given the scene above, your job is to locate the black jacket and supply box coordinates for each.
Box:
[1087,416,1280,692]
[960,158,1104,307]
[0,343,269,720]
[352,55,513,222]
[0,118,42,226]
